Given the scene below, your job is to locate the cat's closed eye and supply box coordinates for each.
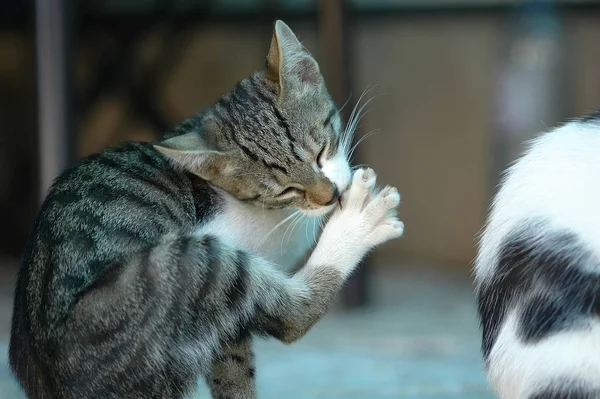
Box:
[316,146,327,169]
[278,186,305,198]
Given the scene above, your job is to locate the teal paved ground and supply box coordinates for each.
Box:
[0,267,494,398]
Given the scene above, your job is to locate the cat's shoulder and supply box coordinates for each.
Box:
[45,140,217,218]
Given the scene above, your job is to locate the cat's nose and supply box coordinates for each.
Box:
[324,186,339,206]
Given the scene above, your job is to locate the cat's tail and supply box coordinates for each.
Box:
[475,221,600,399]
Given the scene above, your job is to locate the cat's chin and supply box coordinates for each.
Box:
[300,205,336,218]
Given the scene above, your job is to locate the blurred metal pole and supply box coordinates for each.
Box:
[319,0,370,308]
[319,0,348,109]
[35,0,73,203]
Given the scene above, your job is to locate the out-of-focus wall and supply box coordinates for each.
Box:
[354,16,501,268]
[0,31,36,258]
[569,15,600,114]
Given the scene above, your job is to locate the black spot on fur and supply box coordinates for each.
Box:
[529,384,600,399]
[247,367,256,378]
[476,219,600,358]
[225,251,248,310]
[520,293,576,342]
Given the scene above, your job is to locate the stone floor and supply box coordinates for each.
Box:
[0,263,494,398]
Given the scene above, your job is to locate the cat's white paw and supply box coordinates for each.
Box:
[308,168,403,276]
[344,167,377,210]
[363,185,404,245]
[339,168,403,245]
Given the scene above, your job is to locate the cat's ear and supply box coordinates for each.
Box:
[265,20,323,92]
[153,132,233,181]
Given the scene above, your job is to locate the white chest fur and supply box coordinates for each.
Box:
[193,188,320,272]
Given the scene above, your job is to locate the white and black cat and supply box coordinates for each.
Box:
[475,111,600,398]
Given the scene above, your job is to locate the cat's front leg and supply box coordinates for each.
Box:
[308,167,404,278]
[254,168,403,343]
[205,334,256,399]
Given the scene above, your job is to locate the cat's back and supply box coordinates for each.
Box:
[13,141,216,331]
[30,140,200,262]
[478,116,600,275]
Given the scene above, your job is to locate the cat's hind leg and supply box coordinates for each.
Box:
[487,311,600,398]
[206,334,256,399]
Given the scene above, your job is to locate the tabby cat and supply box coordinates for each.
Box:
[475,112,600,398]
[9,20,403,399]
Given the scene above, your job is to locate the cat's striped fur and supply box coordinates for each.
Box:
[475,112,600,398]
[9,20,403,399]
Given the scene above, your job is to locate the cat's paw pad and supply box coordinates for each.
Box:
[361,167,376,187]
[361,185,403,244]
[334,168,403,245]
[381,185,400,208]
[344,168,376,211]
[367,216,404,246]
[365,185,400,217]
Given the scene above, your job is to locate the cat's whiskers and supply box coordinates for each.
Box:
[343,99,376,151]
[339,91,363,153]
[340,86,378,156]
[347,106,373,136]
[281,211,305,255]
[340,88,391,162]
[343,109,372,157]
[305,215,311,243]
[282,212,302,240]
[340,91,365,154]
[349,129,381,161]
[337,92,353,115]
[258,210,301,247]
[347,86,377,127]
[314,216,328,246]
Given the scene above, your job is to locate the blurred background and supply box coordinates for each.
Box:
[1,0,600,397]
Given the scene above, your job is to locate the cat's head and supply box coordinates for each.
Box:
[155,20,352,216]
